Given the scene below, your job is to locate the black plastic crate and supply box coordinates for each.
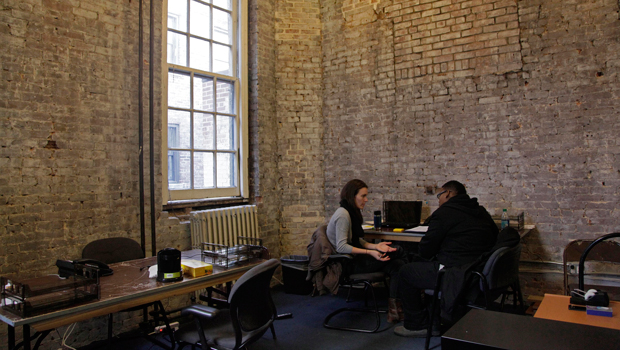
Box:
[280,255,313,295]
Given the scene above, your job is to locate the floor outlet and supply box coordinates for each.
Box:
[154,322,179,333]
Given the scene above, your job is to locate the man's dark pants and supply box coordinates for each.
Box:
[398,261,441,330]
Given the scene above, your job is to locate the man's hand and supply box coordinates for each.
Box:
[368,249,391,261]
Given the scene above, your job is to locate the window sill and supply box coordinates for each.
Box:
[163,197,250,212]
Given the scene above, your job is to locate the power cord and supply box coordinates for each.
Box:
[54,323,77,350]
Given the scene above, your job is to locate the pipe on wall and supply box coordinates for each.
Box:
[149,0,157,256]
[138,0,146,256]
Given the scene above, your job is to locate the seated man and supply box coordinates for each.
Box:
[394,180,499,337]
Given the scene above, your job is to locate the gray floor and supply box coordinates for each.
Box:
[81,285,441,350]
[252,286,439,350]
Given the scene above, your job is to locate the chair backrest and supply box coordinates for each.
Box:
[480,244,521,291]
[563,237,620,295]
[82,237,145,264]
[228,258,280,348]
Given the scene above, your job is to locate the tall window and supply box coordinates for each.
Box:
[163,0,248,202]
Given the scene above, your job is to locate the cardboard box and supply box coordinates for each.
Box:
[181,259,213,277]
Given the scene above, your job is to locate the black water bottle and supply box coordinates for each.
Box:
[374,211,382,230]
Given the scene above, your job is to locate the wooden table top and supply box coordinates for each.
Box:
[363,228,425,242]
[534,293,620,330]
[0,250,262,331]
[364,224,535,243]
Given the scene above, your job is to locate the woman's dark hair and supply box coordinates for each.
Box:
[340,179,368,210]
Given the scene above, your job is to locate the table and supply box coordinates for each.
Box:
[363,224,535,243]
[363,227,424,243]
[0,250,263,350]
[442,308,620,350]
[534,293,620,330]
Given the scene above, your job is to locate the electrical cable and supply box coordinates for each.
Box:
[60,323,77,350]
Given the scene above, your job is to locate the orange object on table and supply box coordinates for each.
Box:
[534,293,620,330]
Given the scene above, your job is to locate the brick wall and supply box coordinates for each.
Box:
[274,0,327,254]
[250,0,282,257]
[1,0,620,348]
[319,0,620,297]
[0,0,188,348]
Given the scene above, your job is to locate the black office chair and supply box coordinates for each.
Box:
[473,244,524,311]
[175,259,280,350]
[82,237,175,349]
[424,243,523,350]
[322,255,389,333]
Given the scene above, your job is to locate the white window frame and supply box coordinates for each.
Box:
[162,0,248,204]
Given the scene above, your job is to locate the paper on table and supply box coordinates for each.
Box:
[405,226,429,233]
[148,265,158,279]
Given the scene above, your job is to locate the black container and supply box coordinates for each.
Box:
[280,255,313,295]
[157,248,183,282]
[374,210,382,229]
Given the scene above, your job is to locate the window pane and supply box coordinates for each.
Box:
[167,31,187,66]
[213,43,231,76]
[167,0,187,31]
[167,110,191,149]
[194,113,214,150]
[166,0,242,199]
[216,80,234,113]
[216,115,234,150]
[213,9,231,45]
[193,75,214,111]
[168,150,191,190]
[213,0,231,11]
[168,71,191,108]
[190,0,211,39]
[189,37,210,71]
[194,152,214,189]
[216,152,236,187]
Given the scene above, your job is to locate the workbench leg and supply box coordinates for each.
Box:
[8,325,15,350]
[23,325,31,350]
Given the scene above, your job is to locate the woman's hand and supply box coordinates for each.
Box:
[375,241,396,254]
[368,249,391,261]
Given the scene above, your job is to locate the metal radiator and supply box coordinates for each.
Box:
[189,205,259,249]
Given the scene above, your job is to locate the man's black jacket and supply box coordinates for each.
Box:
[419,194,499,267]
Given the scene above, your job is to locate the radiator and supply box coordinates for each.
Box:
[190,205,259,249]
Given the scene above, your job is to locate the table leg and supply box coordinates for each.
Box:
[8,325,15,350]
[33,330,52,350]
[23,324,31,350]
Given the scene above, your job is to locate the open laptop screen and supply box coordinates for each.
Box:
[382,201,422,228]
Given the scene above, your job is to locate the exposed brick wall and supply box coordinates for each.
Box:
[0,0,186,348]
[275,0,326,254]
[250,0,282,257]
[320,0,620,297]
[389,0,521,78]
[1,0,620,348]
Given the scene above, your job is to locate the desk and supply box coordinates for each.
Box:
[0,250,262,350]
[534,293,620,330]
[363,228,424,243]
[364,224,535,243]
[442,308,620,350]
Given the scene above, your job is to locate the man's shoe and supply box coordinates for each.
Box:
[394,326,427,338]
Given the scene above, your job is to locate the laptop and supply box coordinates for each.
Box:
[381,200,422,229]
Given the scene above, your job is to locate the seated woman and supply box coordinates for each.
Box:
[326,179,407,323]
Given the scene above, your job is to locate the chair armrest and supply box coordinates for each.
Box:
[181,304,220,319]
[472,270,489,292]
[328,254,353,260]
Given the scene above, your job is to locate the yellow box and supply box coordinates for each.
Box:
[181,259,213,277]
